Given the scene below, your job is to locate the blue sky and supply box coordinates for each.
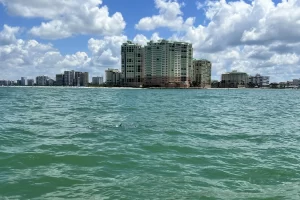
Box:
[0,0,299,82]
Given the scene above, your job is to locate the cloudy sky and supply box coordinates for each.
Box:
[0,0,299,82]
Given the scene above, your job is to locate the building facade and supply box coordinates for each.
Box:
[193,59,212,88]
[56,74,64,86]
[106,69,121,86]
[80,72,89,87]
[121,41,144,87]
[21,77,27,86]
[249,74,270,88]
[92,76,104,85]
[144,40,193,87]
[36,76,48,86]
[27,79,34,86]
[221,70,249,88]
[63,71,75,86]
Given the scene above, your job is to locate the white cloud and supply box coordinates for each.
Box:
[135,0,195,31]
[0,24,20,45]
[0,0,126,39]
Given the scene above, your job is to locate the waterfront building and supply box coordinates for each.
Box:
[92,76,104,85]
[106,69,121,86]
[17,80,21,86]
[80,72,89,87]
[21,77,27,86]
[56,74,64,86]
[292,79,300,88]
[0,80,8,86]
[221,70,249,88]
[121,41,144,87]
[47,79,55,86]
[192,59,212,88]
[27,79,34,86]
[144,40,193,87]
[74,72,81,87]
[36,76,48,86]
[63,70,75,86]
[249,74,270,88]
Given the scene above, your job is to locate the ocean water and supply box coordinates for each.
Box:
[0,87,300,199]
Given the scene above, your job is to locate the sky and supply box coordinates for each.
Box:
[0,0,299,82]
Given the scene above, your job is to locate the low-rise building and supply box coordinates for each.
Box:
[249,74,270,88]
[221,70,249,88]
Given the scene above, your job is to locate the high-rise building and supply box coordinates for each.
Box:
[106,69,121,86]
[193,59,212,88]
[56,74,64,86]
[92,76,104,85]
[36,76,48,86]
[74,72,82,87]
[144,40,193,87]
[249,74,270,88]
[121,41,144,87]
[80,72,89,87]
[221,70,249,88]
[63,71,75,86]
[27,79,34,86]
[21,77,27,86]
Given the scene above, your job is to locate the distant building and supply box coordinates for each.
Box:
[56,74,64,86]
[121,41,144,87]
[0,80,8,86]
[221,70,249,88]
[17,80,21,86]
[92,76,104,85]
[249,74,270,88]
[144,40,193,88]
[80,72,89,87]
[63,71,76,86]
[21,77,27,86]
[27,79,34,86]
[106,69,121,86]
[292,79,300,88]
[193,59,212,88]
[36,76,48,86]
[47,79,55,86]
[74,72,81,87]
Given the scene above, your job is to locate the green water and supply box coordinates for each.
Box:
[0,87,300,199]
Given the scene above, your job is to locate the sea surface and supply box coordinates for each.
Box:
[0,87,300,199]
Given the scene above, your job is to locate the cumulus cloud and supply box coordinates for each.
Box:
[135,0,195,31]
[0,24,20,45]
[0,0,126,39]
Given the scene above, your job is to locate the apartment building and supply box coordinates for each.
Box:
[221,70,249,88]
[121,41,143,87]
[106,69,121,86]
[249,74,270,88]
[193,59,212,88]
[144,40,193,87]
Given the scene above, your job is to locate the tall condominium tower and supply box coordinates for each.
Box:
[121,41,144,87]
[193,59,212,88]
[144,40,193,87]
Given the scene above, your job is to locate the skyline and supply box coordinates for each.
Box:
[0,0,299,82]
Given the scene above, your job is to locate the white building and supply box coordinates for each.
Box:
[92,77,104,85]
[105,69,121,86]
[144,40,193,87]
[193,59,212,88]
[249,74,270,88]
[63,70,75,86]
[121,41,143,87]
[21,77,27,86]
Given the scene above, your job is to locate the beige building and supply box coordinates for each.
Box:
[106,69,121,86]
[144,40,193,87]
[193,59,212,88]
[121,41,143,87]
[221,70,249,88]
